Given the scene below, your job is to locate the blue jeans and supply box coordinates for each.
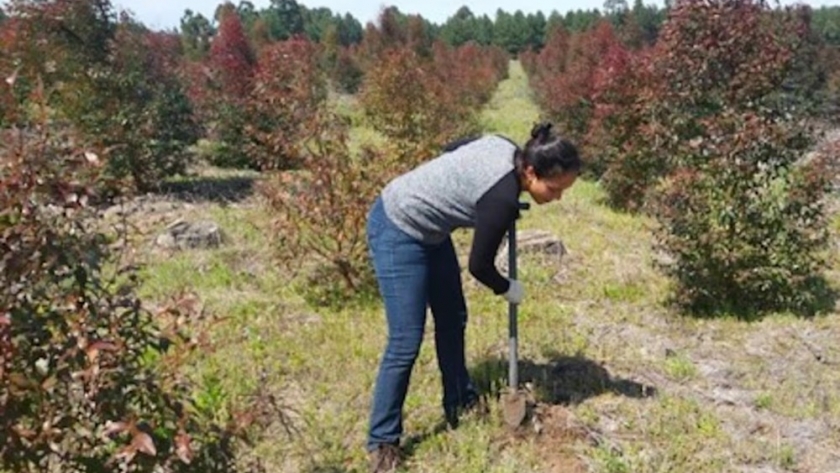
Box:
[366,196,478,451]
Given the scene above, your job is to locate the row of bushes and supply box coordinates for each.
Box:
[1,0,506,468]
[187,4,508,171]
[523,0,839,316]
[0,1,508,188]
[2,1,513,470]
[2,0,511,313]
[258,8,509,307]
[0,3,198,194]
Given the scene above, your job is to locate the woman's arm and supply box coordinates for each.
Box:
[468,172,520,294]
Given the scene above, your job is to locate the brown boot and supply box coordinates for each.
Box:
[369,443,402,473]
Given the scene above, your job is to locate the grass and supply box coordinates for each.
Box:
[135,61,840,473]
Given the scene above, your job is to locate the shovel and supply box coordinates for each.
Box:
[501,201,530,428]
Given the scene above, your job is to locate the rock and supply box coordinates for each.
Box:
[495,229,567,275]
[155,219,225,250]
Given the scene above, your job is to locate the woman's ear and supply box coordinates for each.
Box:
[526,166,538,182]
[521,166,536,190]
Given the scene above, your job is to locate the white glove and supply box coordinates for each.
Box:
[502,279,524,305]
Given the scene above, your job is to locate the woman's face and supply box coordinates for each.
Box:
[524,168,578,205]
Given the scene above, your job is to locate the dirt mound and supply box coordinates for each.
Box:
[495,404,593,473]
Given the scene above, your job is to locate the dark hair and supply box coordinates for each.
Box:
[514,122,581,179]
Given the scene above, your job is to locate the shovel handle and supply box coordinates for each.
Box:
[508,202,530,390]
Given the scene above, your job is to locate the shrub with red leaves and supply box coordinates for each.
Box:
[358,9,507,169]
[525,1,834,314]
[201,4,256,168]
[529,21,628,151]
[244,37,326,171]
[1,3,197,193]
[360,46,476,169]
[433,41,508,110]
[1,85,273,473]
[259,112,387,307]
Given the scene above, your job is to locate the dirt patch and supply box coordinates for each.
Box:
[532,405,592,473]
[495,404,592,473]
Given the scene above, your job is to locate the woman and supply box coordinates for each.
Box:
[365,122,581,472]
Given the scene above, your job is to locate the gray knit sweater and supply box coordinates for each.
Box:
[381,134,522,293]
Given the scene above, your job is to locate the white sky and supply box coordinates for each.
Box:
[5,0,837,31]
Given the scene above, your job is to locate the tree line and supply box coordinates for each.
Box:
[172,0,840,59]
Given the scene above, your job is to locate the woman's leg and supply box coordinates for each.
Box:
[427,237,478,426]
[366,198,429,451]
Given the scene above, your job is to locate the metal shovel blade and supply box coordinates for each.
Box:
[501,388,528,428]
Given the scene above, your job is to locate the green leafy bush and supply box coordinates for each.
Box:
[93,24,199,192]
[651,111,833,316]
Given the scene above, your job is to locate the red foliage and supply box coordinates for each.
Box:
[405,15,432,56]
[258,113,387,306]
[652,0,799,110]
[245,37,326,170]
[530,25,570,79]
[0,1,101,124]
[355,9,402,68]
[526,0,812,209]
[330,45,364,93]
[590,39,635,128]
[183,5,258,166]
[4,0,114,82]
[357,13,508,166]
[208,6,255,103]
[141,31,184,80]
[181,60,213,125]
[529,20,629,148]
[360,47,462,165]
[584,41,647,176]
[432,41,507,110]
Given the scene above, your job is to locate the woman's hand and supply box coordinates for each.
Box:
[502,279,524,305]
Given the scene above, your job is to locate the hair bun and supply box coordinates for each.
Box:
[530,122,553,142]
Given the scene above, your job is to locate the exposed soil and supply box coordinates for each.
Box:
[530,405,591,473]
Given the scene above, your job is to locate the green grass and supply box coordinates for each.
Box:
[135,60,840,473]
[480,61,545,141]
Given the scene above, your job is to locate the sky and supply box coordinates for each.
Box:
[97,0,839,31]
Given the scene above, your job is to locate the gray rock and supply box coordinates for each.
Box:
[155,219,225,250]
[495,229,567,275]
